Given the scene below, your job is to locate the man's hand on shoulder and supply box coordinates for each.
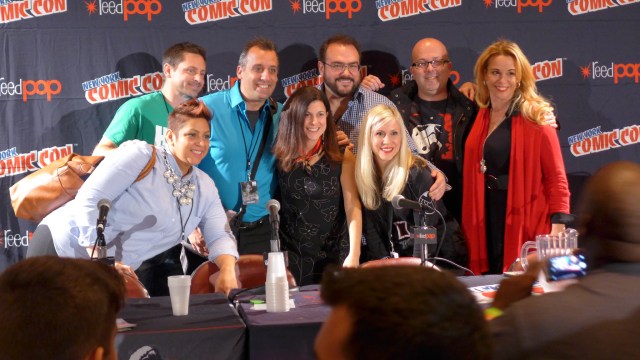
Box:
[360,75,385,93]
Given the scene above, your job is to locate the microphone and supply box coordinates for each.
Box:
[266,199,281,252]
[96,198,111,233]
[95,199,111,260]
[391,194,428,212]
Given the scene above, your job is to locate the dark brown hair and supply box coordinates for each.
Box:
[318,34,361,63]
[321,266,491,360]
[162,42,206,68]
[274,86,342,172]
[238,37,278,68]
[0,257,125,360]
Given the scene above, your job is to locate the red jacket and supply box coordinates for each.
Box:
[462,108,571,274]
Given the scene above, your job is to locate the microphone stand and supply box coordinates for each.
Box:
[92,219,114,266]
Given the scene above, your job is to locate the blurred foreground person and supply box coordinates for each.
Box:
[315,266,491,360]
[0,256,125,360]
[489,161,640,359]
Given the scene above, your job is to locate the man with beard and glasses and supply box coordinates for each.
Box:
[316,34,448,204]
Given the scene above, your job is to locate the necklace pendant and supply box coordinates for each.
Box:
[480,160,487,174]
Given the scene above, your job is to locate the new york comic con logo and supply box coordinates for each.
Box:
[0,0,67,24]
[566,0,638,15]
[0,144,74,178]
[568,124,640,157]
[483,0,551,13]
[84,0,161,21]
[0,76,62,102]
[181,0,272,25]
[289,0,361,19]
[375,0,461,21]
[82,71,163,104]
[580,60,640,84]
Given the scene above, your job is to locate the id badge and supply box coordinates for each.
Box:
[391,251,399,258]
[240,180,259,205]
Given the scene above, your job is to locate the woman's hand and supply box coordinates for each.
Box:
[115,261,138,280]
[342,252,360,268]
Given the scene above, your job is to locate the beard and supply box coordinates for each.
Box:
[324,74,360,98]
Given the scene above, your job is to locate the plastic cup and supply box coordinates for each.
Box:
[168,275,191,316]
[265,252,290,312]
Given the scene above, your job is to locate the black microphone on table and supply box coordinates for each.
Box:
[391,194,429,212]
[266,199,281,252]
[95,198,111,260]
[391,195,437,266]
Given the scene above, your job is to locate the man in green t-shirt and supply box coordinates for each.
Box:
[93,42,207,155]
[92,42,207,297]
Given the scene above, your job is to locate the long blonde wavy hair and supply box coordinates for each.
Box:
[355,104,426,210]
[474,39,554,124]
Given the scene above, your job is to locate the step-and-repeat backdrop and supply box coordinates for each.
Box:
[1,0,638,270]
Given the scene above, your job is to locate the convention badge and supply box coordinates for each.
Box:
[240,180,259,205]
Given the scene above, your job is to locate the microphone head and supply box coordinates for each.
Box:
[391,195,404,210]
[266,199,280,211]
[97,198,111,210]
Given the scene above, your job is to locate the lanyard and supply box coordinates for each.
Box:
[237,108,264,181]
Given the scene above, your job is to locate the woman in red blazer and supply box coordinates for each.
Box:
[462,40,572,275]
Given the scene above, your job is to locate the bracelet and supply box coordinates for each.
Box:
[484,306,504,320]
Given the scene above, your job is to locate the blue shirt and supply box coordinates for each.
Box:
[44,140,238,269]
[199,82,282,222]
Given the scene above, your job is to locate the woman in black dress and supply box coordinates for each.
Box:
[273,86,362,285]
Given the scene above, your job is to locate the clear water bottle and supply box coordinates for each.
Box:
[265,252,290,312]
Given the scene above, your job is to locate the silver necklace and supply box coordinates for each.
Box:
[162,149,196,206]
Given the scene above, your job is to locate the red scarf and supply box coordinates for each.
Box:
[462,108,571,274]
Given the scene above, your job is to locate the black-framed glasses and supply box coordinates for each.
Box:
[321,61,362,73]
[411,59,450,70]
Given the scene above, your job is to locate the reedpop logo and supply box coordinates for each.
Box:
[0,77,62,102]
[85,0,161,21]
[290,0,361,19]
[580,61,640,84]
[0,230,32,248]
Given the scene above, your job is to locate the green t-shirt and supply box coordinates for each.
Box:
[103,92,173,146]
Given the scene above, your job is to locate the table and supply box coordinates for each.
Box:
[237,285,328,360]
[116,293,246,360]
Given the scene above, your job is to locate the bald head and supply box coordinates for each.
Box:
[410,38,452,101]
[411,38,448,61]
[579,161,640,263]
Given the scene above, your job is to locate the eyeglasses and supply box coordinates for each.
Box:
[411,59,451,70]
[321,62,362,73]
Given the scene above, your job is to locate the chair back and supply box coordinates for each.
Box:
[123,273,150,298]
[190,254,298,294]
[360,257,440,270]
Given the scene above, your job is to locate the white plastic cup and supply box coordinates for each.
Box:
[265,252,290,313]
[168,275,191,316]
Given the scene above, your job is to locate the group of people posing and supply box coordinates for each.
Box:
[26,34,571,294]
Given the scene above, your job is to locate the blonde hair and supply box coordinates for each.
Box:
[355,104,425,210]
[474,39,554,125]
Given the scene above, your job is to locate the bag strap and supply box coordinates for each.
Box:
[134,145,157,182]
